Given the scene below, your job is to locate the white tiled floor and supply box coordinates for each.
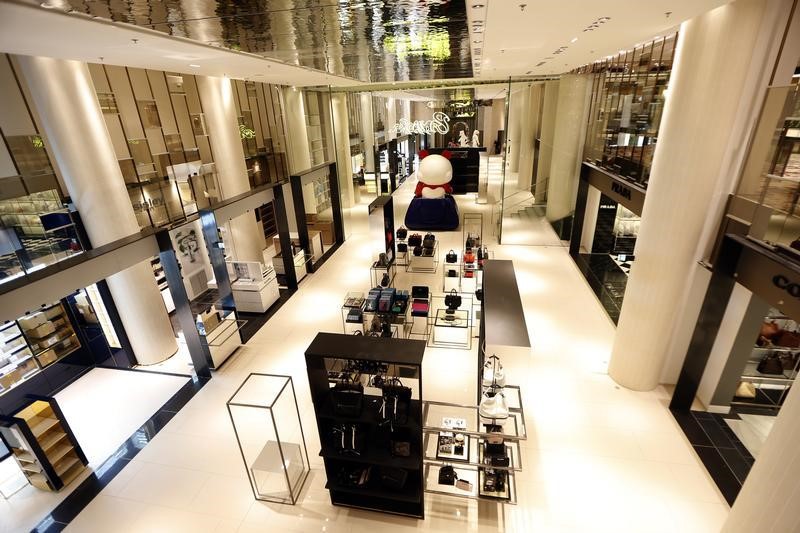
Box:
[54,175,731,532]
[0,368,188,533]
[724,413,776,458]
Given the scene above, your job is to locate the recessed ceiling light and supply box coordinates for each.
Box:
[472,3,485,8]
[473,40,482,44]
[189,64,200,68]
[571,37,578,43]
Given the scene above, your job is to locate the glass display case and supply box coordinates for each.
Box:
[227,373,310,505]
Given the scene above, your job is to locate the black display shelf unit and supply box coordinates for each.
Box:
[305,332,425,518]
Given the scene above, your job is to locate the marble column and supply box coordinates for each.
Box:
[15,55,177,365]
[196,75,265,264]
[360,93,376,173]
[545,74,590,222]
[331,93,355,208]
[507,87,524,173]
[283,87,312,173]
[609,0,781,390]
[535,80,559,202]
[518,83,540,192]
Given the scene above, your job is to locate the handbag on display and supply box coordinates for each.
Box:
[482,355,506,388]
[447,268,458,278]
[378,466,408,490]
[423,233,435,248]
[380,377,412,424]
[465,237,475,249]
[397,243,408,253]
[482,469,506,493]
[444,289,462,311]
[411,299,429,317]
[761,321,780,340]
[464,250,476,264]
[346,309,363,323]
[464,271,474,278]
[332,375,364,417]
[478,245,489,268]
[408,233,422,247]
[339,465,371,488]
[775,329,800,348]
[475,289,483,302]
[413,245,423,257]
[735,381,756,399]
[479,388,509,420]
[380,273,390,288]
[377,253,388,267]
[411,286,429,299]
[390,428,411,457]
[397,226,408,240]
[446,250,458,263]
[422,246,434,257]
[331,424,364,455]
[757,354,784,375]
[438,465,456,486]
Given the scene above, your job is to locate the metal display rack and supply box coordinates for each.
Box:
[421,385,526,504]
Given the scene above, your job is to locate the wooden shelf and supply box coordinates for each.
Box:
[39,429,68,451]
[47,443,74,465]
[29,416,61,438]
[54,455,80,476]
[59,461,85,487]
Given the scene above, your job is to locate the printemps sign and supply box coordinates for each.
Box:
[391,112,450,136]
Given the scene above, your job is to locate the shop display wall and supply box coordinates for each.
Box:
[230,79,290,188]
[578,33,678,188]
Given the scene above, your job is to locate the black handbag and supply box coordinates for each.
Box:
[447,269,458,278]
[475,288,483,302]
[378,466,407,490]
[446,249,457,263]
[413,245,423,256]
[423,233,435,248]
[339,465,371,487]
[757,354,784,375]
[380,377,412,424]
[484,442,509,466]
[397,243,407,253]
[331,424,365,455]
[396,226,407,240]
[380,273,390,288]
[390,428,411,457]
[411,286,429,299]
[438,465,456,485]
[444,289,462,310]
[408,233,422,247]
[332,376,364,417]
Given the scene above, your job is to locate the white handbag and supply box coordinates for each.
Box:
[479,388,509,420]
[482,355,506,388]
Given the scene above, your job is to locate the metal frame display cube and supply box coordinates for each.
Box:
[227,373,310,505]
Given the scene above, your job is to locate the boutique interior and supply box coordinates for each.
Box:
[0,1,799,532]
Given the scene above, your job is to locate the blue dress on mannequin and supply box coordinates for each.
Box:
[404,195,460,231]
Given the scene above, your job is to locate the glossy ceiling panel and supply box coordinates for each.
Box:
[62,0,474,83]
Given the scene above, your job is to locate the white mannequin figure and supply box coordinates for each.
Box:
[471,129,480,147]
[458,130,469,147]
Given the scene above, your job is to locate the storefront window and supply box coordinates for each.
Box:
[0,190,83,285]
[736,84,800,249]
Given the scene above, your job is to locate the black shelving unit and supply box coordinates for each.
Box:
[305,332,425,518]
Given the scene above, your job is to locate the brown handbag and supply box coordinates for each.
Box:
[760,321,780,340]
[775,330,800,348]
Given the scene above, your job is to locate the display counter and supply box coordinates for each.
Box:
[230,261,280,313]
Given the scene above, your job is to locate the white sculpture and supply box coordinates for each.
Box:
[472,129,480,147]
[458,130,469,147]
[415,153,453,199]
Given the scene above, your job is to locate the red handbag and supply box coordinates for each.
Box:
[464,251,475,264]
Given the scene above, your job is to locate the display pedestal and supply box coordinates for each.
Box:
[430,309,470,349]
[231,276,280,313]
[227,374,310,505]
[199,309,244,369]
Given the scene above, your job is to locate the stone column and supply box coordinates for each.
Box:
[518,83,540,192]
[507,87,524,173]
[545,74,590,222]
[331,93,355,208]
[360,93,376,173]
[196,75,264,264]
[609,0,781,390]
[535,80,559,201]
[282,87,312,173]
[15,55,177,365]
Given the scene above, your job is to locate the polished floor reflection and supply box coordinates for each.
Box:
[61,0,474,82]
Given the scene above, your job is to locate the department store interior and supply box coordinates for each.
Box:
[0,0,799,532]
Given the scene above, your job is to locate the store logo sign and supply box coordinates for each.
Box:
[611,182,632,201]
[773,274,800,298]
[391,112,450,135]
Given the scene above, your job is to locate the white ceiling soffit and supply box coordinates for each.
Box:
[0,1,362,87]
[472,0,732,78]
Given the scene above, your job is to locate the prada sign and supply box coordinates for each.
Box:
[582,163,645,215]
